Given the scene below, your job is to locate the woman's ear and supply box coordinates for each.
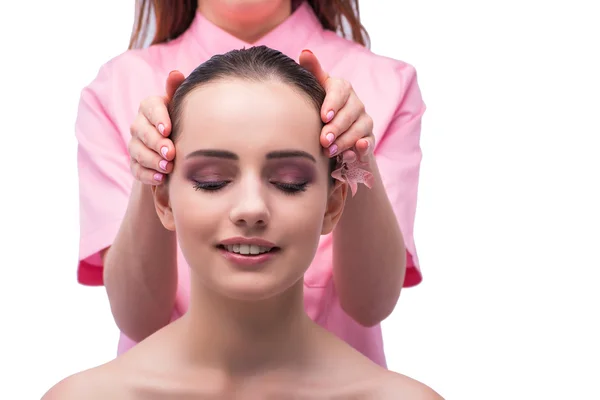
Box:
[151,183,176,231]
[321,181,348,235]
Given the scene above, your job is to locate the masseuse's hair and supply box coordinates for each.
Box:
[168,45,336,179]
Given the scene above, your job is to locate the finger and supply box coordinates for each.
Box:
[139,95,171,137]
[130,159,165,186]
[299,50,341,123]
[165,70,185,102]
[130,113,176,161]
[326,114,374,157]
[128,137,174,175]
[342,149,357,163]
[299,49,329,86]
[319,92,362,151]
[320,78,354,125]
[355,137,375,162]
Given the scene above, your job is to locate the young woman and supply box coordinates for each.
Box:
[54,47,440,399]
[76,0,426,367]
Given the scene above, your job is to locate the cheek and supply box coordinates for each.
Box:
[283,191,329,248]
[169,183,225,245]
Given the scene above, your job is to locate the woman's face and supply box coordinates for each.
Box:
[154,78,346,301]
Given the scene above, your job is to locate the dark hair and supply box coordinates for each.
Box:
[129,0,369,49]
[168,46,336,180]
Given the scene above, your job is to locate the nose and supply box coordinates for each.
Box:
[229,179,270,228]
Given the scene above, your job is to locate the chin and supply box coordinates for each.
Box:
[219,0,286,18]
[215,274,299,302]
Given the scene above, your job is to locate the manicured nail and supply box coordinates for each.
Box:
[159,160,168,171]
[326,133,335,144]
[160,146,168,158]
[158,123,165,135]
[329,144,338,156]
[153,173,163,182]
[326,110,335,122]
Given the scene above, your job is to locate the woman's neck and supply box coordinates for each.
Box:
[179,276,315,377]
[197,1,293,44]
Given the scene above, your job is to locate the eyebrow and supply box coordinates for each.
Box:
[266,150,316,163]
[185,149,316,163]
[185,149,238,160]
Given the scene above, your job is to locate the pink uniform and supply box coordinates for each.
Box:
[76,2,425,368]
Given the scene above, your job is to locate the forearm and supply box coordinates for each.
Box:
[103,181,178,342]
[333,158,406,326]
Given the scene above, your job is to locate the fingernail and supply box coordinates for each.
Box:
[153,173,163,182]
[326,110,335,122]
[159,160,168,171]
[329,144,338,156]
[158,124,165,135]
[326,133,335,144]
[302,49,313,55]
[160,146,168,158]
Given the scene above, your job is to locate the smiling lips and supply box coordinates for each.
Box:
[217,237,280,267]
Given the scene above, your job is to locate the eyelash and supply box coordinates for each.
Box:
[193,181,229,191]
[274,181,308,194]
[192,181,308,194]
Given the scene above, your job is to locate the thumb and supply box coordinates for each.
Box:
[299,49,329,87]
[165,70,186,102]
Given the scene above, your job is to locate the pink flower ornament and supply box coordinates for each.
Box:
[330,153,374,196]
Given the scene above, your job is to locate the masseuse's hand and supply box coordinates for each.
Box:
[128,70,185,185]
[299,50,375,162]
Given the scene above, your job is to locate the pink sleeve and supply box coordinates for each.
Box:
[374,63,426,287]
[76,63,133,286]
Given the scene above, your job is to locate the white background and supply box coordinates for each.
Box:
[1,1,599,399]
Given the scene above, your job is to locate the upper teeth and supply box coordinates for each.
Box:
[226,244,272,255]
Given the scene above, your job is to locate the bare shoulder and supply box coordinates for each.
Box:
[373,370,444,400]
[312,337,443,399]
[41,364,122,400]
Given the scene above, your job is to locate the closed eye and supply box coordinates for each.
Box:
[272,181,308,194]
[193,181,229,191]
